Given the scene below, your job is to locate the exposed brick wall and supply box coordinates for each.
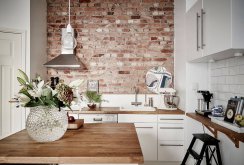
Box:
[47,0,174,94]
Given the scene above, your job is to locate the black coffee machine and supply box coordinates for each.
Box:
[195,90,213,116]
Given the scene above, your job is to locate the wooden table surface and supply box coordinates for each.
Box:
[68,107,185,115]
[186,113,244,148]
[0,123,143,164]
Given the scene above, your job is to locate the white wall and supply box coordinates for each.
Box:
[30,0,47,80]
[209,56,244,165]
[0,0,30,76]
[174,0,187,110]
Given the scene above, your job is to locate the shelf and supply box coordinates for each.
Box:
[186,113,244,148]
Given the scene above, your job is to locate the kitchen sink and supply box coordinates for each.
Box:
[119,106,156,111]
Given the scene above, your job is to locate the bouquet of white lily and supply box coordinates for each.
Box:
[17,69,83,110]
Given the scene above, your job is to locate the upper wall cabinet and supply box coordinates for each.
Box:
[186,0,244,62]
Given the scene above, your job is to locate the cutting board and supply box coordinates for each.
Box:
[68,119,84,130]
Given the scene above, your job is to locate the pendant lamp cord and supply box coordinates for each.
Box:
[68,0,71,25]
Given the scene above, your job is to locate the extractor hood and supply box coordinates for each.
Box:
[44,28,86,70]
[43,54,86,69]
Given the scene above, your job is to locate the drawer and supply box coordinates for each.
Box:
[158,140,184,161]
[158,123,184,141]
[118,114,157,123]
[79,114,118,123]
[158,115,184,124]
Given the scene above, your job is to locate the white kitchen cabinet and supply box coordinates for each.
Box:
[157,115,185,162]
[118,114,158,161]
[187,0,244,62]
[135,122,158,161]
[186,0,202,61]
[78,114,118,123]
[158,140,184,161]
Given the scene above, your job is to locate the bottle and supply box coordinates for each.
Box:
[149,97,153,107]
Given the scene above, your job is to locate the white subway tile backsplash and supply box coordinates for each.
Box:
[211,77,218,84]
[210,57,244,107]
[227,57,238,67]
[218,92,226,101]
[237,56,244,65]
[218,84,229,92]
[211,84,218,92]
[226,76,236,84]
[229,85,240,93]
[217,76,226,84]
[239,65,244,74]
[237,75,244,84]
[229,66,239,75]
[238,85,244,94]
[216,59,227,68]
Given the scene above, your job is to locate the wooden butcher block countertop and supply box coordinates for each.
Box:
[0,123,143,164]
[69,107,185,115]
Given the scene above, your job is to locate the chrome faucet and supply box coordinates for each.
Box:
[131,87,142,106]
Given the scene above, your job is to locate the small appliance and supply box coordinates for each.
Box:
[156,88,180,110]
[195,90,213,116]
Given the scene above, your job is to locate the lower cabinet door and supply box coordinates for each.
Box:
[135,123,158,161]
[158,140,184,161]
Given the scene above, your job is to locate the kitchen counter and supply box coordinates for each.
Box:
[0,123,143,164]
[186,113,244,148]
[68,107,185,115]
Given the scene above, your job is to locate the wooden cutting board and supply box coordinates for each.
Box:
[68,119,84,129]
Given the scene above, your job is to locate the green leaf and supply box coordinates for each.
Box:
[44,99,57,107]
[19,89,32,99]
[18,69,29,83]
[25,100,40,107]
[85,91,102,103]
[17,77,26,85]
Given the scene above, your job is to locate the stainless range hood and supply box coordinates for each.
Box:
[44,28,86,70]
[43,54,86,69]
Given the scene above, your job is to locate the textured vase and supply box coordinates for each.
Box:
[26,106,68,142]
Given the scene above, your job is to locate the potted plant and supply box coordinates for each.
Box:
[16,69,84,142]
[84,91,102,109]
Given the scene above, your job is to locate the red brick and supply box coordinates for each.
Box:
[118,71,130,74]
[47,0,174,94]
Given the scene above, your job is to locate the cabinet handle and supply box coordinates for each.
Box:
[201,9,206,49]
[136,127,153,129]
[159,118,183,120]
[160,127,183,129]
[196,12,200,51]
[93,118,103,121]
[160,144,183,146]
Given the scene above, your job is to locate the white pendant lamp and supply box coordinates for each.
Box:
[62,0,77,50]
